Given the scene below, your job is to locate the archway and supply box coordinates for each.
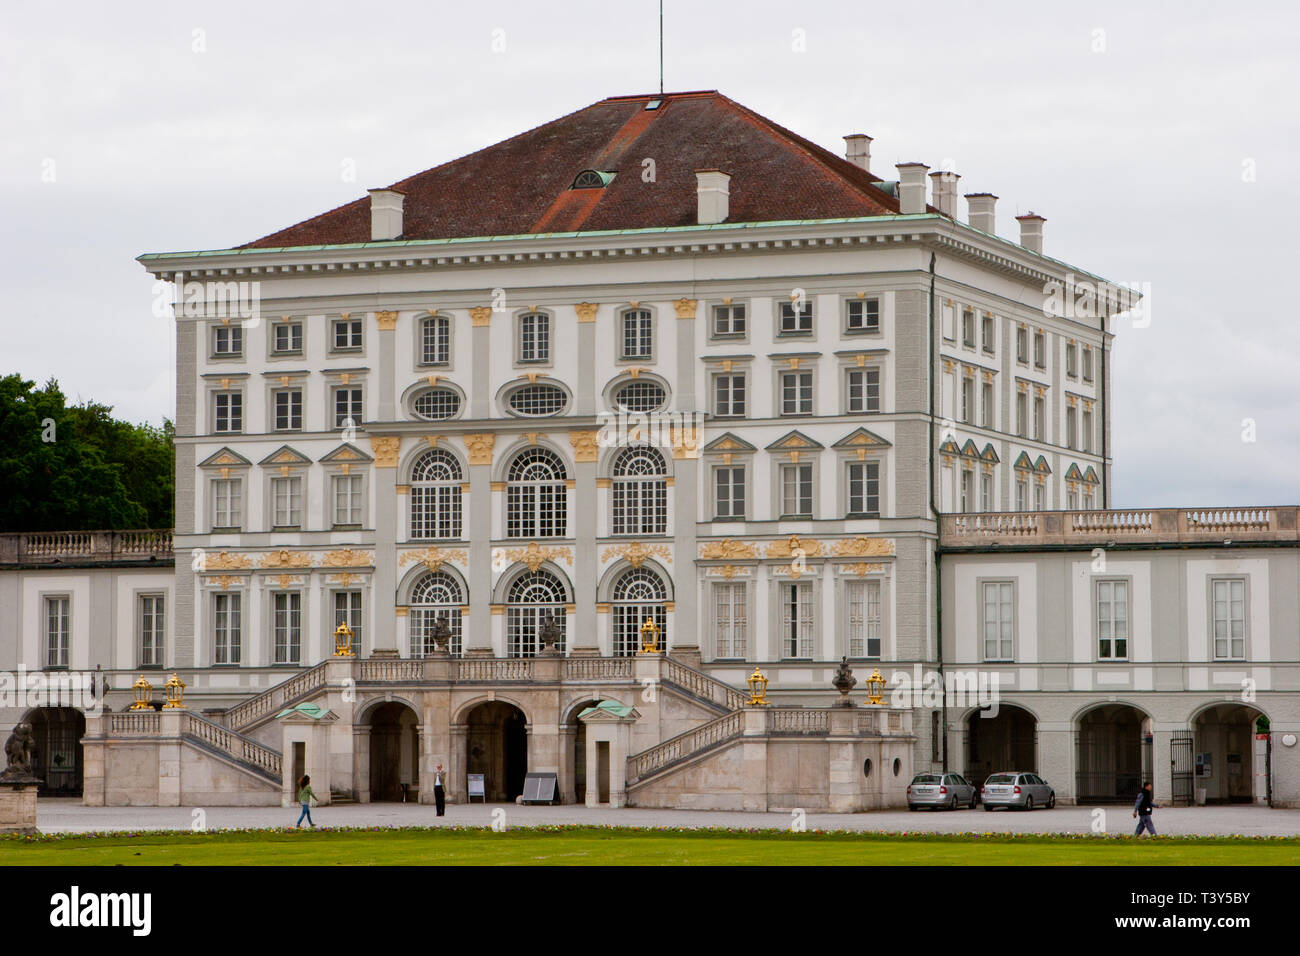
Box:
[964,704,1036,786]
[25,707,85,796]
[567,699,601,804]
[465,702,528,801]
[1193,703,1268,805]
[368,702,420,802]
[1076,703,1151,803]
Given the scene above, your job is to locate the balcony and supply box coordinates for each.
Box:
[0,530,174,566]
[939,507,1297,550]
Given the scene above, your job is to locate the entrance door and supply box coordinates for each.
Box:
[1170,731,1193,806]
[596,741,611,804]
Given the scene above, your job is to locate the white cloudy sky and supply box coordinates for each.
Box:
[2,0,1297,507]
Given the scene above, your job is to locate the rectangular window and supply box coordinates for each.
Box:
[845,298,880,333]
[273,592,302,664]
[714,465,745,519]
[961,309,975,347]
[846,460,880,516]
[271,476,303,528]
[980,472,992,511]
[782,581,814,658]
[713,373,746,418]
[846,579,882,658]
[780,463,813,517]
[1033,330,1046,369]
[1016,326,1028,364]
[332,474,363,527]
[272,322,303,354]
[333,387,362,429]
[45,596,69,669]
[332,318,362,351]
[1015,476,1028,511]
[1211,579,1246,660]
[779,300,813,334]
[1033,395,1045,441]
[213,592,241,665]
[980,381,993,428]
[1033,482,1044,511]
[1097,580,1129,660]
[960,377,974,423]
[846,367,880,413]
[1082,408,1093,453]
[960,470,973,513]
[212,478,242,529]
[1083,487,1096,509]
[981,314,994,353]
[1067,405,1078,449]
[213,391,242,433]
[712,303,746,337]
[333,591,363,657]
[1016,391,1027,438]
[273,389,303,431]
[780,371,813,416]
[714,583,747,658]
[982,581,1014,661]
[1066,341,1078,378]
[1083,345,1095,382]
[621,309,653,359]
[422,315,451,365]
[138,594,164,668]
[518,312,550,363]
[1067,487,1079,510]
[213,325,243,356]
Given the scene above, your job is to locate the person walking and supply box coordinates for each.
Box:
[1133,781,1158,836]
[434,763,446,817]
[296,774,318,828]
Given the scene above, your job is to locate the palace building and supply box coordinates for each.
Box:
[2,91,1296,810]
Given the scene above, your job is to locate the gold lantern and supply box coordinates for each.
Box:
[746,667,770,706]
[334,620,355,657]
[129,675,154,711]
[864,668,887,705]
[639,617,661,654]
[162,673,186,709]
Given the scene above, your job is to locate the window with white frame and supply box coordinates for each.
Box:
[273,388,302,431]
[779,299,813,334]
[212,477,242,529]
[333,386,362,430]
[780,370,813,416]
[847,578,881,658]
[270,476,303,528]
[45,596,69,669]
[960,469,973,513]
[1096,580,1129,660]
[961,309,975,347]
[980,471,992,511]
[272,591,302,664]
[213,325,243,357]
[1211,578,1246,660]
[421,314,451,366]
[613,380,667,413]
[331,473,363,527]
[713,302,746,337]
[960,376,974,423]
[980,381,993,427]
[506,571,566,657]
[780,462,813,517]
[714,465,745,519]
[213,391,242,433]
[272,321,303,354]
[1067,405,1078,449]
[1083,485,1096,509]
[1066,341,1078,378]
[981,313,994,353]
[1016,391,1027,438]
[138,594,164,667]
[1016,326,1028,364]
[410,572,464,657]
[781,581,814,658]
[1015,475,1028,510]
[1082,345,1095,382]
[1033,481,1045,510]
[1033,329,1046,368]
[713,373,746,417]
[506,384,567,417]
[620,309,653,359]
[332,317,362,351]
[518,311,550,363]
[611,446,667,535]
[846,460,880,516]
[1033,394,1045,440]
[714,582,747,658]
[1067,487,1079,510]
[412,387,461,421]
[213,592,241,664]
[982,581,1014,661]
[611,567,667,657]
[333,590,363,657]
[1082,408,1093,453]
[845,297,880,333]
[506,448,567,538]
[410,448,463,539]
[846,367,880,413]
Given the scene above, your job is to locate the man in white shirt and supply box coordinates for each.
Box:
[434,762,446,817]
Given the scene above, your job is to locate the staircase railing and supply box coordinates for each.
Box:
[182,711,282,782]
[626,710,744,784]
[225,661,329,732]
[662,658,748,712]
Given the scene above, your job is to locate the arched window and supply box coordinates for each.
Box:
[611,445,667,535]
[507,570,567,658]
[506,448,567,538]
[410,571,464,657]
[410,448,463,539]
[612,567,667,657]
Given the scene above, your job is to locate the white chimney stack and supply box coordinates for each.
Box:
[928,170,960,218]
[1016,212,1046,254]
[965,193,998,234]
[843,134,873,173]
[896,163,930,215]
[695,169,731,225]
[367,188,405,241]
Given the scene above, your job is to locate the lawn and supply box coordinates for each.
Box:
[2,827,1297,865]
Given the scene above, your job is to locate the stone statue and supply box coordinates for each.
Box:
[1,723,36,781]
[538,613,561,656]
[832,656,857,707]
[430,614,452,655]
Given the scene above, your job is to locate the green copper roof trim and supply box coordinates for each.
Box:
[577,699,635,719]
[275,701,330,720]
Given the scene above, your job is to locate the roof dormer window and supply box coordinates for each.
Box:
[571,169,615,189]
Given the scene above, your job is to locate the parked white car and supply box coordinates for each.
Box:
[981,772,1056,810]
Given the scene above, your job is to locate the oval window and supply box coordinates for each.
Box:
[862,758,873,778]
[892,758,902,777]
[411,388,461,421]
[613,380,667,412]
[507,384,567,417]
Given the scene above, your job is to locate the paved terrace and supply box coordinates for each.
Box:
[34,799,1300,837]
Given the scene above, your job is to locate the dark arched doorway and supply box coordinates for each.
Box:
[26,707,85,797]
[964,704,1036,787]
[1076,703,1151,803]
[1193,704,1267,804]
[368,702,420,802]
[568,699,600,804]
[466,702,527,801]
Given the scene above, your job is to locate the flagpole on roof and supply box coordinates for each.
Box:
[659,0,664,94]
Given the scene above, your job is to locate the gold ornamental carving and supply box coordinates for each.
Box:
[204,551,253,571]
[574,302,599,323]
[844,562,887,576]
[673,298,697,319]
[400,547,468,572]
[211,574,241,590]
[470,307,493,327]
[765,534,824,559]
[832,536,896,558]
[321,549,373,568]
[499,541,572,573]
[261,549,314,569]
[376,310,398,330]
[464,433,496,466]
[370,436,401,468]
[601,541,672,568]
[670,426,699,460]
[569,430,601,463]
[699,539,757,560]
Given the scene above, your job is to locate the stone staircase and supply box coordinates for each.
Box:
[223,661,330,733]
[626,710,746,786]
[180,711,282,786]
[659,657,749,714]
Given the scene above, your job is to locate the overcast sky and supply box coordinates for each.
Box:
[3,0,1297,508]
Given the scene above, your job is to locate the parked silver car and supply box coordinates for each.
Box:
[907,772,978,810]
[981,771,1056,810]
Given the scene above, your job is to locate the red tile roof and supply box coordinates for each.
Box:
[241,91,909,249]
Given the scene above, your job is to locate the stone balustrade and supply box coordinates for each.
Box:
[940,507,1297,549]
[0,529,173,565]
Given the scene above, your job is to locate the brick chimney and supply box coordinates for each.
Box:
[896,163,930,215]
[965,193,998,234]
[367,188,405,241]
[1016,212,1046,254]
[928,170,960,218]
[695,169,731,225]
[843,134,873,173]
